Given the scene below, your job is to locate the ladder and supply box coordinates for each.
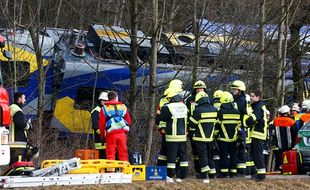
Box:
[30,157,81,177]
[0,173,132,188]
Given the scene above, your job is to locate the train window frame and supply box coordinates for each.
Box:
[74,87,110,111]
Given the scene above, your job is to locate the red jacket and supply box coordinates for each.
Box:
[99,100,131,139]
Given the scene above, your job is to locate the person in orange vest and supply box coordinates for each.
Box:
[270,105,296,171]
[299,101,310,127]
[99,91,131,161]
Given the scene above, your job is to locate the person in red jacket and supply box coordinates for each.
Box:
[99,91,131,161]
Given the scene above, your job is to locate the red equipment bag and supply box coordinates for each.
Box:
[282,150,301,174]
[2,161,35,176]
[0,87,10,127]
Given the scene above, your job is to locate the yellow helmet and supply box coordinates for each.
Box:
[220,91,234,103]
[213,90,223,99]
[168,79,183,93]
[230,80,246,91]
[194,80,206,89]
[195,91,208,102]
[166,89,179,98]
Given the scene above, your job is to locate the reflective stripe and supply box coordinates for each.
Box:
[213,155,220,160]
[275,127,282,149]
[193,155,199,160]
[246,161,255,167]
[257,168,266,174]
[287,127,292,148]
[223,114,240,119]
[199,119,217,123]
[189,116,199,124]
[209,168,216,174]
[158,155,167,161]
[94,143,106,150]
[237,163,246,169]
[218,122,239,142]
[91,106,101,114]
[230,169,237,173]
[221,120,241,124]
[167,163,176,168]
[201,165,210,173]
[166,135,187,142]
[220,169,229,172]
[201,112,217,118]
[10,142,27,148]
[250,114,257,121]
[158,121,166,129]
[180,161,188,167]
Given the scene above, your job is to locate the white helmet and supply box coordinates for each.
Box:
[98,91,108,101]
[301,99,310,112]
[279,105,290,114]
[291,104,300,112]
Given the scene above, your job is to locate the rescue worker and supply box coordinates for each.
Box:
[213,90,223,110]
[270,105,296,171]
[91,91,109,159]
[299,102,310,127]
[291,104,300,119]
[230,80,251,176]
[159,89,188,183]
[188,91,218,183]
[9,92,32,166]
[156,79,183,166]
[186,80,207,176]
[244,90,268,181]
[216,91,240,178]
[99,91,131,161]
[293,100,308,131]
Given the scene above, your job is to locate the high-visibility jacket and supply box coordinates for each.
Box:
[234,93,252,144]
[244,100,268,140]
[160,96,187,142]
[91,106,106,150]
[216,103,241,142]
[186,95,197,117]
[188,100,218,142]
[300,113,310,127]
[9,104,29,149]
[155,96,169,134]
[272,116,295,150]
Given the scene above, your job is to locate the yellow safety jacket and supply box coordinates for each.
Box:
[9,104,28,149]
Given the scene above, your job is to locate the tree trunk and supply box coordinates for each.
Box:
[167,0,176,32]
[117,0,126,26]
[289,24,303,102]
[145,0,160,165]
[192,0,199,86]
[273,0,285,109]
[129,0,138,129]
[258,0,265,93]
[54,0,63,28]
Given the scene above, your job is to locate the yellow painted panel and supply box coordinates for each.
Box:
[0,45,49,73]
[95,30,129,38]
[53,97,91,133]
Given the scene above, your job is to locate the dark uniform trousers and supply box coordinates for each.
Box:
[94,132,106,159]
[166,141,188,179]
[188,132,200,174]
[218,140,237,177]
[251,138,266,178]
[9,148,26,166]
[245,144,256,175]
[157,135,167,166]
[193,141,215,177]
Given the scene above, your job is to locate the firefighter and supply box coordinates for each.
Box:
[186,80,207,177]
[244,90,268,181]
[99,91,131,161]
[290,104,300,119]
[216,91,240,178]
[159,89,188,183]
[188,91,218,183]
[299,102,310,127]
[9,92,33,166]
[230,80,252,177]
[91,91,109,159]
[213,90,223,110]
[270,105,296,171]
[156,80,183,166]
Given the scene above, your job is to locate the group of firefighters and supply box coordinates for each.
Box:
[153,79,310,183]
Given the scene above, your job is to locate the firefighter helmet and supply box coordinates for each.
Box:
[230,80,246,91]
[98,91,108,101]
[213,90,223,99]
[195,91,208,102]
[291,104,300,112]
[168,79,183,93]
[279,105,290,114]
[166,89,179,98]
[194,80,206,89]
[301,99,310,112]
[220,91,234,103]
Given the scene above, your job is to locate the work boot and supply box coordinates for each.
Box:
[203,174,210,184]
[166,176,174,183]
